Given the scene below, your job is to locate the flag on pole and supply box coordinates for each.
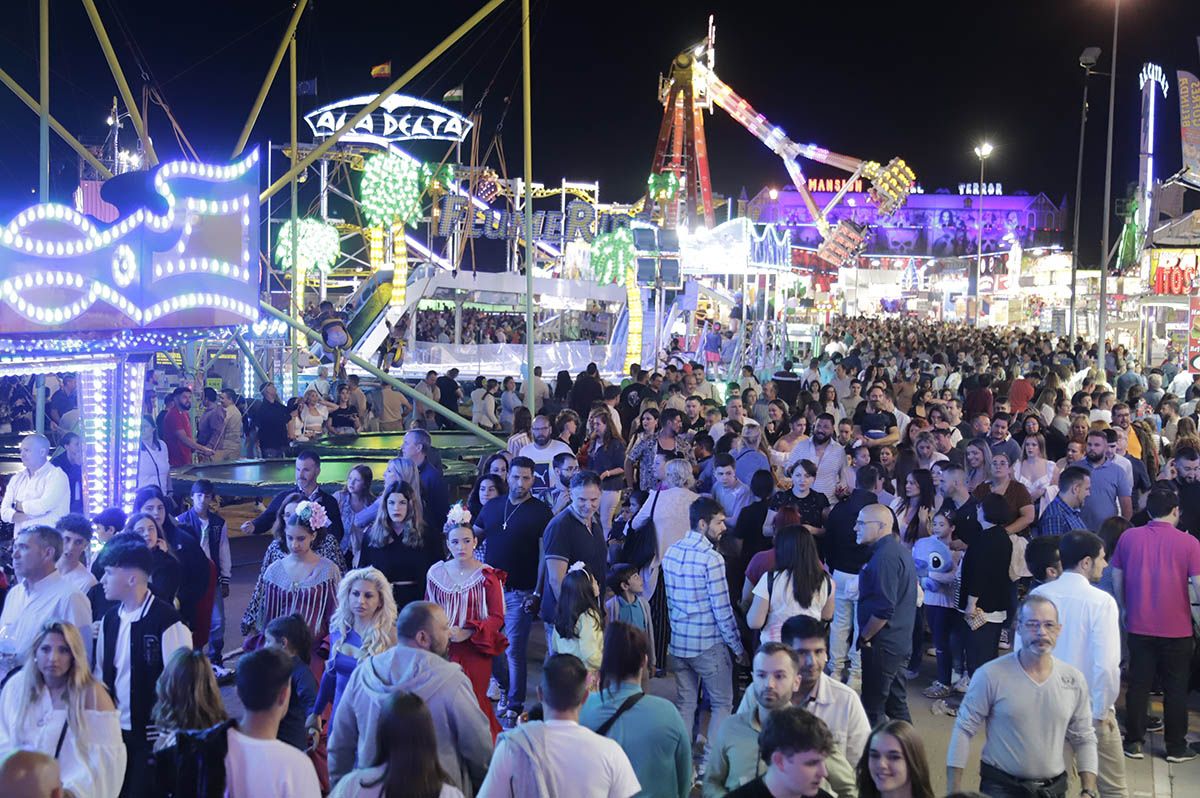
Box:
[371,61,392,79]
[297,78,318,96]
[442,84,464,103]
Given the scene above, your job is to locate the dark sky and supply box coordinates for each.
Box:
[2,0,1200,266]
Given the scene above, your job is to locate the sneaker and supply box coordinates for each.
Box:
[1165,748,1197,763]
[930,699,957,717]
[923,681,953,699]
[1123,742,1145,760]
[498,709,519,729]
[950,669,963,685]
[487,677,502,702]
[1145,716,1164,733]
[998,629,1011,649]
[212,664,235,685]
[953,675,971,693]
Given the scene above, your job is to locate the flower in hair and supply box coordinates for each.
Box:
[446,501,473,529]
[568,561,588,574]
[295,501,330,530]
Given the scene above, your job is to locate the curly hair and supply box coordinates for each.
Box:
[329,567,399,656]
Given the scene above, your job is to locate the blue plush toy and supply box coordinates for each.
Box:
[912,536,956,597]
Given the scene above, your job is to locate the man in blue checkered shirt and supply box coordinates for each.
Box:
[661,496,747,769]
[1035,466,1091,538]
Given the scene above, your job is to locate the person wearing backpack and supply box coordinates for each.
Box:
[579,623,690,798]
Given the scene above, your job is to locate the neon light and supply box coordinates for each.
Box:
[304,93,474,145]
[274,219,340,274]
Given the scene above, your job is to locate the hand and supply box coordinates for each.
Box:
[305,712,323,735]
[240,521,255,535]
[449,626,473,643]
[221,583,231,598]
[735,649,751,667]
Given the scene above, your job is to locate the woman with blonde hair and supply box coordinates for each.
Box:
[361,481,440,610]
[0,621,126,798]
[314,566,398,724]
[733,419,773,484]
[963,438,994,492]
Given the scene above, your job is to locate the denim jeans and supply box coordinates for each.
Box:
[907,604,926,673]
[828,570,861,687]
[491,588,535,712]
[1125,633,1194,752]
[669,643,734,756]
[925,604,963,685]
[860,642,912,727]
[208,591,226,664]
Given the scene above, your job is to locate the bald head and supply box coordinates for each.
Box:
[855,504,893,546]
[0,750,63,798]
[19,434,51,471]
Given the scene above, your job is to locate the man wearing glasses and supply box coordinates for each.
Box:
[852,503,917,727]
[947,595,1099,798]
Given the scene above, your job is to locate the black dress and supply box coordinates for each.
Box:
[360,533,444,610]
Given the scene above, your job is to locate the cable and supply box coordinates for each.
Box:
[160,5,292,86]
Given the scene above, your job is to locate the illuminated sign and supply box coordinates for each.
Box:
[1140,63,1169,98]
[0,150,261,344]
[304,94,473,144]
[435,195,631,244]
[807,178,863,193]
[1144,249,1199,294]
[958,182,1003,196]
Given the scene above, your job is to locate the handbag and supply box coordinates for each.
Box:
[621,489,662,570]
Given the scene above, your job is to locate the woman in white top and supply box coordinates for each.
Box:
[1013,432,1058,517]
[330,691,464,798]
[137,415,172,497]
[300,388,337,439]
[470,379,500,430]
[630,457,699,599]
[0,621,126,798]
[746,524,834,643]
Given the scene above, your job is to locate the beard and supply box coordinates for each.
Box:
[812,431,831,445]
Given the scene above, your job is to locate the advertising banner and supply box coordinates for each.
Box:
[1188,295,1200,373]
[1178,71,1200,188]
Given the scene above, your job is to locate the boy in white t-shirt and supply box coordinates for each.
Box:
[226,647,321,798]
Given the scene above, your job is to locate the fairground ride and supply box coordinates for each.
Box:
[647,17,917,267]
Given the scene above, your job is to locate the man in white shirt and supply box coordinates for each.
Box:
[54,513,98,595]
[94,534,192,797]
[1021,531,1126,798]
[784,415,845,502]
[0,525,91,680]
[709,397,746,443]
[0,434,69,532]
[224,647,321,797]
[479,653,640,798]
[523,365,551,413]
[518,415,574,501]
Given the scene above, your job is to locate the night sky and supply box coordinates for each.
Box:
[2,0,1200,266]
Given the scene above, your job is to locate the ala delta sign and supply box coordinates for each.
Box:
[303,94,473,145]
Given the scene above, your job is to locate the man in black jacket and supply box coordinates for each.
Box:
[239,451,345,545]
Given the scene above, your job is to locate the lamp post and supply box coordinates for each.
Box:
[1069,47,1102,342]
[1097,0,1121,367]
[972,141,993,326]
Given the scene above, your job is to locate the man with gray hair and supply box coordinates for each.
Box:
[948,595,1098,798]
[0,433,69,532]
[0,525,92,679]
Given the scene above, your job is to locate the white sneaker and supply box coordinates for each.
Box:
[953,675,970,693]
[487,677,502,702]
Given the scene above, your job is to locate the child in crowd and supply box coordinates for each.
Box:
[264,614,320,754]
[55,513,98,594]
[921,511,968,700]
[549,565,604,690]
[176,479,233,674]
[603,563,655,675]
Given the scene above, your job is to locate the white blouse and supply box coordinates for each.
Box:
[0,680,127,798]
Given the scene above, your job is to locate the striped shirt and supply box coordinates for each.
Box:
[661,531,745,658]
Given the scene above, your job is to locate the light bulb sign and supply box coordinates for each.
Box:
[304,94,473,145]
[0,150,261,350]
[435,195,633,245]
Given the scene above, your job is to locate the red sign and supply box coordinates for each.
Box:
[1156,263,1197,294]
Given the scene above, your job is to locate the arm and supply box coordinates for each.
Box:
[218,523,232,584]
[746,590,769,631]
[449,673,495,791]
[20,468,69,517]
[327,675,361,784]
[242,491,283,535]
[866,425,901,448]
[1006,503,1035,536]
[476,739,512,798]
[66,593,94,663]
[0,478,16,523]
[161,620,193,663]
[546,558,569,601]
[174,423,212,455]
[707,553,745,657]
[820,577,836,621]
[1090,597,1122,721]
[1118,495,1132,520]
[1065,678,1100,788]
[946,669,990,790]
[700,724,731,798]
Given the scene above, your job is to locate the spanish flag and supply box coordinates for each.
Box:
[371,61,392,79]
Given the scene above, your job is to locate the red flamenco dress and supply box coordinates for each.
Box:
[425,562,508,738]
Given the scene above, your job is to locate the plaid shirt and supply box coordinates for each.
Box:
[1035,495,1086,538]
[661,531,745,658]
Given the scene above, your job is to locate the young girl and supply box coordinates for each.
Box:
[603,564,655,674]
[424,504,507,738]
[549,564,604,690]
[244,502,341,675]
[921,511,967,699]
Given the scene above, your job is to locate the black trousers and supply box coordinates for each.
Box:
[120,728,152,798]
[1125,632,1194,752]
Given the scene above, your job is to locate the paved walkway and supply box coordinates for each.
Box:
[217,529,1200,796]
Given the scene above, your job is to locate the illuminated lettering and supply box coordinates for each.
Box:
[437,196,470,237]
[563,199,596,242]
[303,94,474,144]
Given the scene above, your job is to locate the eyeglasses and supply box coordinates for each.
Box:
[1019,620,1059,633]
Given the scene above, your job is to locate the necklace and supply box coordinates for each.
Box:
[502,498,526,531]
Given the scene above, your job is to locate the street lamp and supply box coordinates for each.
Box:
[1069,47,1103,342]
[972,141,993,325]
[1097,0,1121,369]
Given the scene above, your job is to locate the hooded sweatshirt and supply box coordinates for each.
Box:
[328,644,493,797]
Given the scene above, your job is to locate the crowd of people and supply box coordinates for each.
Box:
[414,309,528,345]
[2,316,1200,797]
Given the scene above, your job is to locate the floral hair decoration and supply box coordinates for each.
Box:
[293,500,330,530]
